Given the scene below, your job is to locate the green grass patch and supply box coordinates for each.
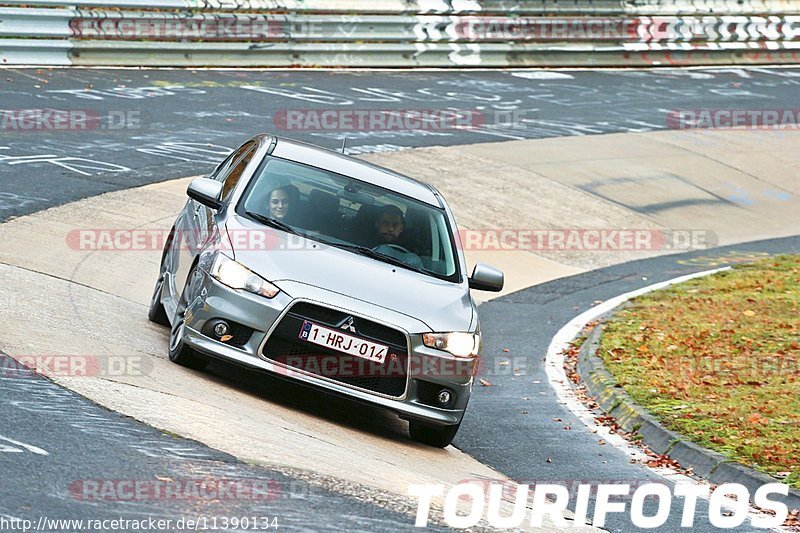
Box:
[598,255,800,489]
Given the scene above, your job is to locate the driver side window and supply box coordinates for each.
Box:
[207,141,257,206]
[209,151,237,181]
[219,143,256,202]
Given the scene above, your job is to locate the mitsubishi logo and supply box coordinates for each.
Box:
[339,316,357,333]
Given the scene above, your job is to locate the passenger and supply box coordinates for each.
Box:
[268,183,299,223]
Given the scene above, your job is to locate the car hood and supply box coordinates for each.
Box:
[226,215,474,333]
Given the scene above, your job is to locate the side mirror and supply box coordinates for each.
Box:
[468,263,504,292]
[187,178,223,210]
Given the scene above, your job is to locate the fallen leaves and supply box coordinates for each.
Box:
[644,453,681,469]
[561,342,582,384]
[551,256,800,497]
[595,255,800,489]
[784,509,799,528]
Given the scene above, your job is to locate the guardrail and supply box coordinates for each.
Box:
[1,1,799,66]
[2,0,800,14]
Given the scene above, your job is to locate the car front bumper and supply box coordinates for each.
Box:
[181,271,475,427]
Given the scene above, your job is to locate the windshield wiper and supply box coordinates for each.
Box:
[329,242,430,275]
[245,211,302,237]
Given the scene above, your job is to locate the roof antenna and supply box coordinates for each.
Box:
[340,137,347,155]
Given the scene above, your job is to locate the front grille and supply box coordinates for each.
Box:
[262,303,409,397]
[288,303,407,347]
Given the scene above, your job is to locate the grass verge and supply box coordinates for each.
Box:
[598,255,800,489]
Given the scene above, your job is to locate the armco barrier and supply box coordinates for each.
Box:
[1,1,799,66]
[2,0,799,14]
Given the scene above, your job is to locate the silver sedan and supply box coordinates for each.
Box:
[148,134,503,447]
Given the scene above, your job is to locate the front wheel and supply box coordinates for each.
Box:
[148,230,174,326]
[408,420,460,448]
[167,266,208,371]
[147,273,170,326]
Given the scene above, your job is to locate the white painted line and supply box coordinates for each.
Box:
[545,268,728,473]
[0,435,49,455]
[511,71,575,80]
[544,267,795,530]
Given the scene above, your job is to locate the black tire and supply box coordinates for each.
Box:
[408,420,461,448]
[167,266,208,371]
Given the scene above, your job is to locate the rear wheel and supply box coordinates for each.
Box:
[167,266,208,371]
[408,420,461,448]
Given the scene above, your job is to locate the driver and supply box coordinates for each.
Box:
[369,204,424,269]
[374,205,405,245]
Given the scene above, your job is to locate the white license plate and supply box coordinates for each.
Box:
[298,321,388,364]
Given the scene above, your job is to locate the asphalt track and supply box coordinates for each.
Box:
[0,352,447,532]
[2,66,800,221]
[2,240,795,532]
[1,67,799,531]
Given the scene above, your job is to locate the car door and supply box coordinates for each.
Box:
[170,141,256,302]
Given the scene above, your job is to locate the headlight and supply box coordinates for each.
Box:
[423,332,480,358]
[209,254,279,298]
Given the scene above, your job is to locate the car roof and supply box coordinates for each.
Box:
[267,136,442,207]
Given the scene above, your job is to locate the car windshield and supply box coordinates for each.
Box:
[238,157,459,282]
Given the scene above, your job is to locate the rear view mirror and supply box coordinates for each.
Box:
[468,263,504,292]
[187,178,223,210]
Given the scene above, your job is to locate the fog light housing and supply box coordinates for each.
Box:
[212,321,229,337]
[437,389,452,406]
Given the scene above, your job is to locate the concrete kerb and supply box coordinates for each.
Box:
[576,315,800,511]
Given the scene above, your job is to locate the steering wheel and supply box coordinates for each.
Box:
[373,243,413,255]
